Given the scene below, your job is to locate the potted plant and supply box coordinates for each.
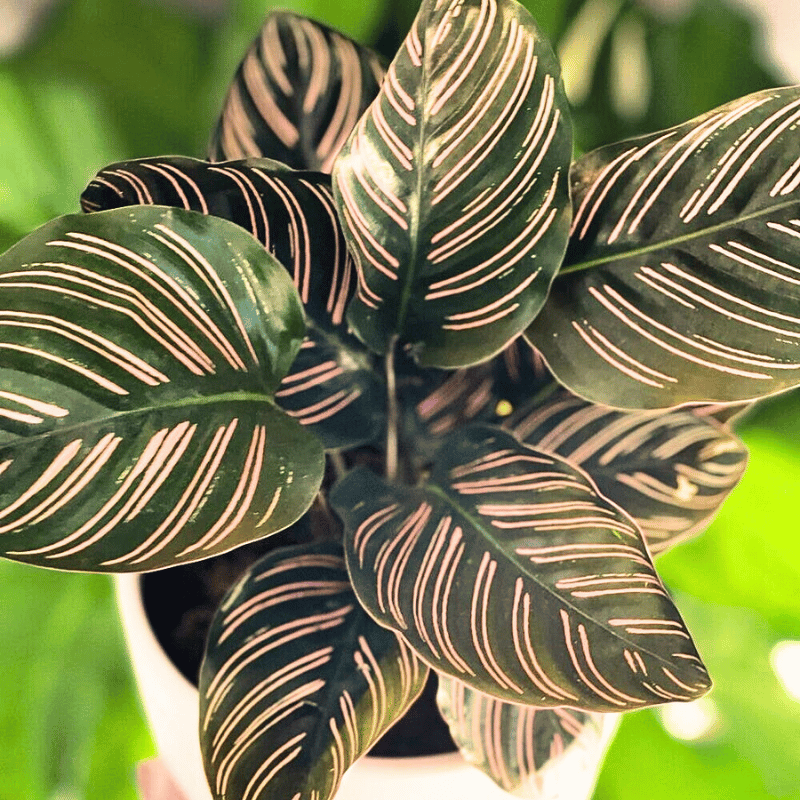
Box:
[1,0,796,798]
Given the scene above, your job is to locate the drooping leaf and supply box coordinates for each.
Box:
[526,85,800,408]
[0,206,324,571]
[331,425,710,711]
[510,389,748,554]
[199,541,428,800]
[208,11,385,172]
[437,675,613,797]
[333,0,573,367]
[81,156,384,449]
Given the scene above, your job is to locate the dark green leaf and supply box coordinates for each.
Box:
[81,156,384,449]
[81,156,352,328]
[199,541,428,800]
[437,674,612,795]
[0,206,324,571]
[275,323,384,449]
[331,425,709,711]
[333,0,573,367]
[208,10,385,172]
[511,390,748,554]
[527,86,800,408]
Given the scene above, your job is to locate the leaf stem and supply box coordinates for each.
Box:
[385,337,399,481]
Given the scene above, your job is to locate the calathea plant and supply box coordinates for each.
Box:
[1,0,797,796]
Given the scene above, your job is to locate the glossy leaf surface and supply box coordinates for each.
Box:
[199,542,428,800]
[333,0,573,367]
[208,11,385,172]
[331,426,709,711]
[511,390,748,554]
[0,206,323,571]
[81,156,352,328]
[81,156,384,449]
[527,86,800,408]
[437,675,610,796]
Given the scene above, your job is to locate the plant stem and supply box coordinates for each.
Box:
[329,451,347,480]
[385,337,399,481]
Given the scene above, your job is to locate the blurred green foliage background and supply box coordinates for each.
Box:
[0,0,798,798]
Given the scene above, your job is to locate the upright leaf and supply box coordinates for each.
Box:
[199,542,428,800]
[526,86,800,408]
[208,11,385,172]
[333,0,573,367]
[331,426,710,711]
[0,206,324,571]
[81,156,384,450]
[511,390,748,554]
[437,676,612,797]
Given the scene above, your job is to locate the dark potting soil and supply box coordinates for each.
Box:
[141,536,457,758]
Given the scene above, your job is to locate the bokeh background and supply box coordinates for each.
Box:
[0,0,799,798]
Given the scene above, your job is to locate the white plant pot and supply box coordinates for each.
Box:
[116,573,620,800]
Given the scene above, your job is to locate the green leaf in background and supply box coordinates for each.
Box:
[199,542,428,800]
[595,595,800,800]
[332,426,709,711]
[527,86,800,408]
[0,560,153,800]
[333,0,573,367]
[208,11,385,172]
[0,206,324,571]
[559,0,780,153]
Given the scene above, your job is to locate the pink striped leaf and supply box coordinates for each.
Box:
[208,11,385,172]
[437,675,610,795]
[199,541,428,800]
[510,389,749,555]
[81,156,385,449]
[0,206,324,571]
[526,85,800,408]
[331,425,710,711]
[332,0,572,367]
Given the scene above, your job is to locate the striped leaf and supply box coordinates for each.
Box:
[331,426,710,711]
[332,0,573,368]
[526,86,800,408]
[511,390,749,554]
[275,324,384,450]
[199,542,428,800]
[0,206,324,571]
[208,11,385,172]
[81,156,384,449]
[437,676,611,797]
[81,156,352,330]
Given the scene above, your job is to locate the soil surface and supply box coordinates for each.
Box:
[142,535,456,758]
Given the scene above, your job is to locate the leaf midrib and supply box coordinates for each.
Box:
[4,390,276,446]
[558,197,800,275]
[396,1,433,339]
[426,478,694,673]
